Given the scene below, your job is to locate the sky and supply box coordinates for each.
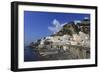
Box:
[24,11,90,45]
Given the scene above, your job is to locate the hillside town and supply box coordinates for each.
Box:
[30,17,90,60]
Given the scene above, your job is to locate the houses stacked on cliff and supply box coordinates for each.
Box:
[38,17,90,48]
[30,17,90,59]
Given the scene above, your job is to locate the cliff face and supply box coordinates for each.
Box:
[29,18,90,60]
[52,18,90,36]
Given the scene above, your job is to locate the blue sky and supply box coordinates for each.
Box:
[24,11,90,45]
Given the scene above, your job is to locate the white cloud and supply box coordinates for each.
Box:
[84,17,89,20]
[48,19,66,34]
[74,20,81,25]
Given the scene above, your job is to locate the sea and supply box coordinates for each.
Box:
[24,46,40,62]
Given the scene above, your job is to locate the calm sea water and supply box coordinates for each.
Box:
[24,46,40,62]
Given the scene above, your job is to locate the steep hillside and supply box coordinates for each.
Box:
[52,18,90,36]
